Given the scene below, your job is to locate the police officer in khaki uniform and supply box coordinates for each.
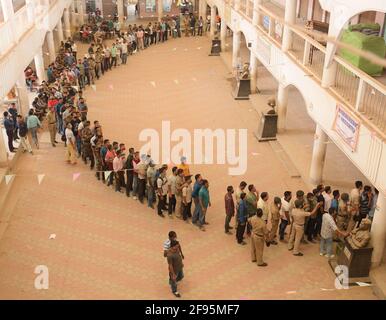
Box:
[288,200,312,256]
[269,197,281,244]
[46,108,57,147]
[248,208,269,267]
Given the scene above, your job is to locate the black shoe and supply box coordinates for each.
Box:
[293,252,304,256]
[54,141,58,144]
[173,292,181,298]
[229,226,233,230]
[158,213,165,218]
[52,144,56,147]
[258,263,268,267]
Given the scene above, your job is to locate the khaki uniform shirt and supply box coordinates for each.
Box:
[248,215,269,237]
[270,203,280,221]
[46,111,56,124]
[291,208,311,226]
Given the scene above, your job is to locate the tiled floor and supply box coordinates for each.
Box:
[0,35,378,299]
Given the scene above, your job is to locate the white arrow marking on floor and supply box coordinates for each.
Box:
[174,79,179,85]
[5,175,14,185]
[37,174,45,185]
[91,85,96,92]
[150,81,156,88]
[356,282,372,287]
[49,234,56,240]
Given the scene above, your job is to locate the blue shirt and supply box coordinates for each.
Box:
[199,186,210,208]
[237,200,248,224]
[3,118,14,131]
[192,181,202,198]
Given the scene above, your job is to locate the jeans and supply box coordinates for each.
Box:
[76,136,81,155]
[138,178,146,202]
[147,185,155,207]
[199,207,207,226]
[157,194,165,215]
[225,214,232,233]
[6,130,14,151]
[132,175,138,196]
[19,136,32,153]
[192,197,201,224]
[126,172,133,196]
[315,212,323,237]
[320,237,333,256]
[121,53,128,64]
[279,219,289,240]
[169,270,184,293]
[236,223,246,243]
[168,194,176,215]
[306,217,316,241]
[182,202,192,220]
[30,127,38,147]
[57,117,63,134]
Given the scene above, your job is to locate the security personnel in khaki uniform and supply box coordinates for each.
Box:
[88,57,96,85]
[92,134,104,181]
[288,200,311,256]
[81,121,94,169]
[46,108,57,147]
[95,49,103,79]
[269,197,281,244]
[248,208,269,267]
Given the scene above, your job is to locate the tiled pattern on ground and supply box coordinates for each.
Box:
[0,36,377,299]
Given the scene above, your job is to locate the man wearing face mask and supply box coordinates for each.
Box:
[224,186,235,234]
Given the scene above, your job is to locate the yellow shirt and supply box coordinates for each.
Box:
[178,163,190,177]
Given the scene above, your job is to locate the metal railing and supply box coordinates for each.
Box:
[228,1,386,135]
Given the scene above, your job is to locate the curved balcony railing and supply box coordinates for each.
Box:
[224,0,386,137]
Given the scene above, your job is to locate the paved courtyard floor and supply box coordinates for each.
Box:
[0,36,378,299]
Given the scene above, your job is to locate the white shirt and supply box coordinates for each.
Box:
[157,176,168,195]
[323,192,332,212]
[168,174,177,195]
[321,213,338,239]
[182,184,192,203]
[280,198,291,221]
[65,128,75,144]
[257,197,269,222]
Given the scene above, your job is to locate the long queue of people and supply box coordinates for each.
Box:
[224,180,378,266]
[6,20,215,234]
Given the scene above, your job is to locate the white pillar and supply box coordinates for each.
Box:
[250,54,258,93]
[252,0,262,26]
[277,83,288,132]
[321,13,337,88]
[220,19,227,51]
[34,48,46,83]
[157,0,163,22]
[199,0,206,19]
[78,0,85,25]
[210,6,216,37]
[371,194,386,267]
[0,129,8,165]
[70,2,77,27]
[0,0,14,21]
[232,31,241,69]
[46,30,56,63]
[56,19,64,44]
[16,73,31,117]
[281,0,297,52]
[117,0,124,23]
[234,0,240,11]
[309,124,328,185]
[25,0,35,23]
[63,8,71,39]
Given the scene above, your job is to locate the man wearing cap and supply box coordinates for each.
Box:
[288,200,312,256]
[178,156,190,177]
[167,240,184,298]
[248,208,269,266]
[175,168,186,219]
